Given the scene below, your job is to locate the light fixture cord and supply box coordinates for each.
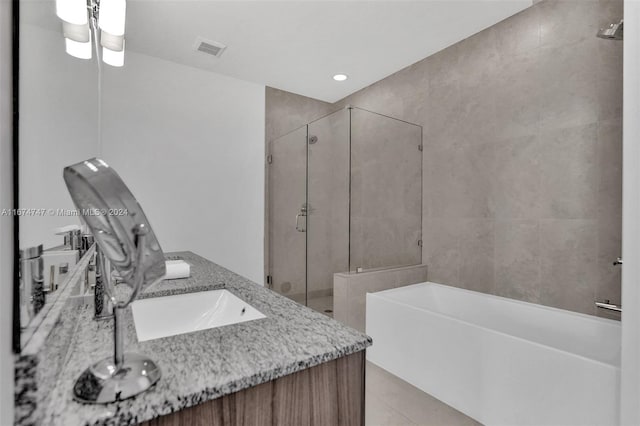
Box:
[89,0,103,157]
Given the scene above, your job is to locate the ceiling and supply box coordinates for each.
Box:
[23,0,532,103]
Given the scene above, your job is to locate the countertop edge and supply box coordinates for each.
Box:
[113,341,371,426]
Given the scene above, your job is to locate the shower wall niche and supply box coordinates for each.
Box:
[267,107,422,310]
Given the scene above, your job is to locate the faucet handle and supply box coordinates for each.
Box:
[613,257,623,266]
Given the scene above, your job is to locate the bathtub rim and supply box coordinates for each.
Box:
[367,282,622,369]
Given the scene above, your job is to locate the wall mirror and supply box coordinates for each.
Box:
[14,0,424,349]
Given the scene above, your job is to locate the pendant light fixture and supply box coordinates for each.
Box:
[56,0,127,67]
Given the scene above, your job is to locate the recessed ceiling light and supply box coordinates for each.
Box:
[333,74,348,81]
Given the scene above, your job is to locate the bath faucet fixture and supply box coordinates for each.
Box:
[595,300,622,313]
[597,19,623,40]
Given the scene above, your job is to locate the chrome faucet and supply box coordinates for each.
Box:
[595,300,622,313]
[595,258,623,313]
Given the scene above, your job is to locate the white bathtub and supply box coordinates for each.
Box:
[366,282,621,426]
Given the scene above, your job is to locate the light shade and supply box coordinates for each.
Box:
[65,35,92,60]
[56,0,88,26]
[98,0,127,36]
[103,41,125,67]
[333,74,348,81]
[62,21,90,43]
[100,31,124,51]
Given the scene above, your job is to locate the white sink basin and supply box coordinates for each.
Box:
[131,289,266,342]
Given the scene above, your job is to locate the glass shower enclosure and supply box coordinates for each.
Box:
[268,107,422,313]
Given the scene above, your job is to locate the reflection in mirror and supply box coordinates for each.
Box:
[18,0,271,353]
[16,0,130,348]
[16,0,100,347]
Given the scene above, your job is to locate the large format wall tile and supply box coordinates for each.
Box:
[426,140,495,219]
[265,87,333,144]
[428,44,461,87]
[494,220,541,303]
[424,80,462,146]
[458,219,495,293]
[539,219,599,314]
[493,135,541,220]
[457,27,501,89]
[423,218,460,286]
[538,41,600,131]
[457,82,498,144]
[493,1,541,55]
[492,49,541,140]
[538,123,599,220]
[538,0,601,49]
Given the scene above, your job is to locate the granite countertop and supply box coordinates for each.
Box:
[41,251,372,425]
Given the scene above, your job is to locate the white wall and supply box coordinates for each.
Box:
[101,51,265,284]
[18,28,266,284]
[19,25,98,249]
[621,1,640,423]
[0,0,14,424]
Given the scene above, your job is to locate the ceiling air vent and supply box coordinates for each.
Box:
[194,37,227,58]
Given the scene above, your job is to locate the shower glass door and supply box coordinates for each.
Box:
[268,126,308,305]
[268,110,350,311]
[267,107,422,312]
[307,110,350,313]
[349,108,423,271]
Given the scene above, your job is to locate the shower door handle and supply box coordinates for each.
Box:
[295,213,306,232]
[295,206,307,232]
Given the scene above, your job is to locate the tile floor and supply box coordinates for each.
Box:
[307,295,334,317]
[366,362,481,426]
[307,296,478,424]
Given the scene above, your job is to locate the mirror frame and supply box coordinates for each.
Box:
[12,0,20,353]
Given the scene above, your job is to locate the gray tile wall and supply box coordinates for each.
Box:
[334,264,429,332]
[266,0,623,317]
[334,0,623,317]
[265,87,333,145]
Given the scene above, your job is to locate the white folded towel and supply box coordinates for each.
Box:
[54,224,80,235]
[165,260,191,280]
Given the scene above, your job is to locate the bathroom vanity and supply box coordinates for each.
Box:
[15,252,371,426]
